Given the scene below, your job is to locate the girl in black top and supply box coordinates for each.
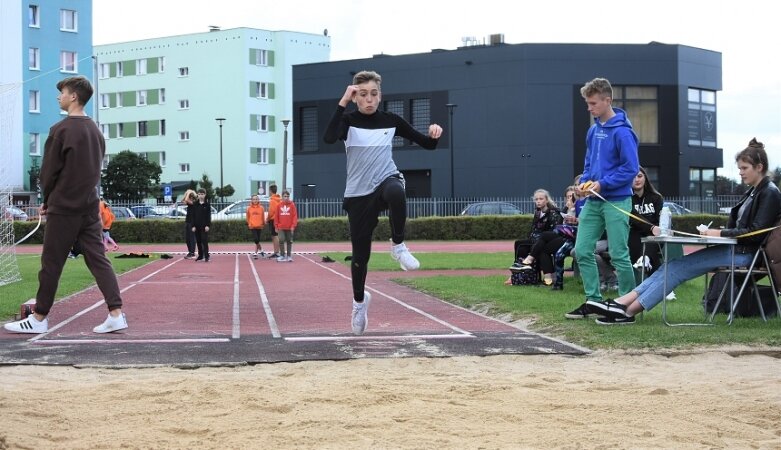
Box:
[629,167,663,274]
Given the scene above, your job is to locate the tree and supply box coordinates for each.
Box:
[102,150,162,201]
[771,166,781,186]
[215,184,235,199]
[714,175,748,196]
[198,173,215,201]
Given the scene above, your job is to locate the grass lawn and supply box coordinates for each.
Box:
[322,251,781,350]
[0,253,154,320]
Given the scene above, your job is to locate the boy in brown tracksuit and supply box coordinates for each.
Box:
[4,76,127,334]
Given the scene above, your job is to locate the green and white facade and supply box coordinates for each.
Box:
[94,28,329,201]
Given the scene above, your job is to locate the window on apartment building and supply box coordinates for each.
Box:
[178,99,190,109]
[300,107,318,152]
[29,91,40,112]
[257,115,270,132]
[100,93,110,109]
[118,123,125,137]
[100,124,109,138]
[252,49,269,66]
[255,180,269,197]
[60,9,78,32]
[687,88,717,148]
[252,81,269,99]
[159,88,165,104]
[29,48,40,70]
[116,92,123,108]
[254,147,269,164]
[179,163,190,173]
[29,133,41,156]
[116,61,124,77]
[158,57,165,73]
[179,131,190,141]
[160,152,166,167]
[60,51,77,72]
[28,5,40,27]
[410,99,431,145]
[138,121,148,137]
[178,67,189,77]
[99,63,110,79]
[137,90,147,106]
[611,85,659,144]
[160,120,166,136]
[137,59,147,75]
[384,100,405,147]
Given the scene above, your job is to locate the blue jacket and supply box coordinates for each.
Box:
[581,108,639,201]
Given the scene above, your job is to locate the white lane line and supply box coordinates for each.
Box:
[248,254,281,338]
[29,258,182,343]
[32,338,230,344]
[285,334,475,342]
[299,254,473,337]
[232,254,241,339]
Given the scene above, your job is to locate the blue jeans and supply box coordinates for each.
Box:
[635,245,753,311]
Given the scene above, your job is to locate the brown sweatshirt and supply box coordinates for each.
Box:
[40,116,105,215]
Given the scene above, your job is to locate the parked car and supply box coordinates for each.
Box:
[130,205,168,219]
[110,206,137,221]
[3,206,29,221]
[460,202,522,216]
[214,199,269,221]
[663,201,693,215]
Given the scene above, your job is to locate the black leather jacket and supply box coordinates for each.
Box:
[722,177,781,248]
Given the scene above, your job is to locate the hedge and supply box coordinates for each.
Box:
[11,214,727,244]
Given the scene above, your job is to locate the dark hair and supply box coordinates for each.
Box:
[56,76,94,105]
[735,138,769,175]
[636,166,661,197]
[269,184,278,194]
[282,190,291,197]
[197,188,206,194]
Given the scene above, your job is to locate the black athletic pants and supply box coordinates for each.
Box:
[343,176,407,302]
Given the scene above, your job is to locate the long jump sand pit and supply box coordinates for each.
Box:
[1,349,780,449]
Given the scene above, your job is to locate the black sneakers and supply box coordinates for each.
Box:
[564,303,599,320]
[595,316,636,325]
[586,299,628,317]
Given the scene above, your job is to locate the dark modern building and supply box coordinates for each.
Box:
[292,41,721,199]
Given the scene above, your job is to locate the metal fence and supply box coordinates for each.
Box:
[12,195,740,220]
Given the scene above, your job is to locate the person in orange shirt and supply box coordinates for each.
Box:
[246,194,266,260]
[265,184,282,258]
[99,199,118,251]
[274,191,298,262]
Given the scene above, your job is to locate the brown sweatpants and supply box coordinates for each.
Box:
[35,211,123,316]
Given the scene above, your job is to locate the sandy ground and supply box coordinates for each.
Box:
[1,351,780,449]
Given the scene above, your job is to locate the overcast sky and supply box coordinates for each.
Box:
[93,0,780,180]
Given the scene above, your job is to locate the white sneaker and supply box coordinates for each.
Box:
[391,242,420,271]
[276,255,286,262]
[666,291,677,301]
[4,315,48,334]
[93,313,128,333]
[286,255,293,262]
[351,291,372,335]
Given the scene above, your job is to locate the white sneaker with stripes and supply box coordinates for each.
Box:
[4,315,48,334]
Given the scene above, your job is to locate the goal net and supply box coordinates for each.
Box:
[0,82,22,286]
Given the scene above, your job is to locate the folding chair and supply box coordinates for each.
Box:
[710,240,781,323]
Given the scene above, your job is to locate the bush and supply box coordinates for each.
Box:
[11,213,727,244]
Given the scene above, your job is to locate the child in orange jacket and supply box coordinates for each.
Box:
[274,191,298,262]
[246,194,266,260]
[99,199,118,251]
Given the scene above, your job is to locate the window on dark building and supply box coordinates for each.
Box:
[300,107,318,152]
[689,167,716,197]
[612,86,658,144]
[687,88,717,147]
[384,100,405,147]
[410,98,431,145]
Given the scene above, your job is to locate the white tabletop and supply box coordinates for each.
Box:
[641,235,737,245]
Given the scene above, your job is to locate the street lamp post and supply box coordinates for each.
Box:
[445,104,457,199]
[215,118,226,204]
[281,119,291,193]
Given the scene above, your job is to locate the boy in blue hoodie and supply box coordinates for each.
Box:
[567,78,639,319]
